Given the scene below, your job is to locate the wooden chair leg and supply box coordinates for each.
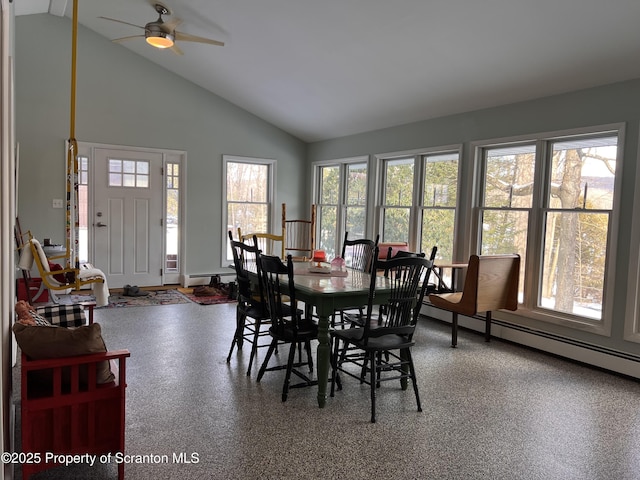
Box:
[282,342,298,402]
[257,339,278,382]
[330,336,342,396]
[406,349,422,412]
[304,340,314,373]
[226,309,245,362]
[369,352,377,423]
[451,312,458,348]
[485,311,492,342]
[246,317,263,376]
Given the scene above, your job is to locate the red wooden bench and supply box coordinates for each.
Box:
[15,303,130,479]
[20,350,130,479]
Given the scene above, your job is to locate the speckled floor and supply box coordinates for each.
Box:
[16,301,640,480]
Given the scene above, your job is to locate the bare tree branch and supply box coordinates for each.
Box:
[578,148,616,175]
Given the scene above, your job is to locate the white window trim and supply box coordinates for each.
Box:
[624,125,640,343]
[470,123,625,336]
[222,155,276,265]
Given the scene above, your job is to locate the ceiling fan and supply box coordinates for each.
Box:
[99,2,224,55]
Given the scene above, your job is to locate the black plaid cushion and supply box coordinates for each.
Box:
[35,305,86,328]
[30,311,52,326]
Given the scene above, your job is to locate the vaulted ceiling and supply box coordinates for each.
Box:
[15,0,640,142]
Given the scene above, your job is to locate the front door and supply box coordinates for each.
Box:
[93,147,163,288]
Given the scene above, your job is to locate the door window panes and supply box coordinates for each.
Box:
[108,159,149,188]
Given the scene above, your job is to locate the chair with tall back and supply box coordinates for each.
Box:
[341,232,379,272]
[330,253,433,423]
[282,203,317,261]
[428,254,520,347]
[256,254,318,402]
[238,227,285,258]
[332,232,380,327]
[226,231,271,376]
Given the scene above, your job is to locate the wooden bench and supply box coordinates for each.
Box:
[428,254,520,347]
[15,304,130,479]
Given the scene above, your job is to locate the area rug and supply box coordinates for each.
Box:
[178,287,236,306]
[59,289,192,308]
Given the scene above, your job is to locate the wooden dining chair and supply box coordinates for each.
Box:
[341,232,380,272]
[256,254,318,402]
[330,254,433,423]
[227,231,272,376]
[332,232,380,328]
[282,202,316,261]
[428,254,520,347]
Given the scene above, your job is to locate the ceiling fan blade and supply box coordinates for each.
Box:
[170,44,184,56]
[175,31,224,47]
[112,35,145,43]
[162,17,183,32]
[98,16,145,30]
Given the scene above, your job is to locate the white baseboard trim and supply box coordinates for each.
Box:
[181,269,235,288]
[421,305,640,380]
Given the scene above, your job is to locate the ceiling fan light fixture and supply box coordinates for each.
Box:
[145,30,174,48]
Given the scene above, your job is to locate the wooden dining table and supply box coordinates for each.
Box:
[269,265,393,408]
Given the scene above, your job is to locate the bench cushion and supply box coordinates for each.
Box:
[36,304,86,328]
[13,322,114,384]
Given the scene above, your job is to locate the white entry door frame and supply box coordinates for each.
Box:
[78,142,185,289]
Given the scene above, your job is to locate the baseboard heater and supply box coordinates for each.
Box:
[423,309,640,380]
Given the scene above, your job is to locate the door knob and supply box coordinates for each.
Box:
[96,222,108,227]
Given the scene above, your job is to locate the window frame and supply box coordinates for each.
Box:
[471,124,624,336]
[624,125,640,344]
[222,155,276,264]
[312,156,371,259]
[374,145,462,258]
[379,155,417,245]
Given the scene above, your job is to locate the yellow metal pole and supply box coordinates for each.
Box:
[66,0,79,269]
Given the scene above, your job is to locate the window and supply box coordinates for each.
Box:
[479,143,534,302]
[165,162,180,273]
[421,152,459,262]
[377,149,460,263]
[77,155,89,263]
[380,157,414,244]
[315,158,368,259]
[476,128,622,330]
[224,156,275,261]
